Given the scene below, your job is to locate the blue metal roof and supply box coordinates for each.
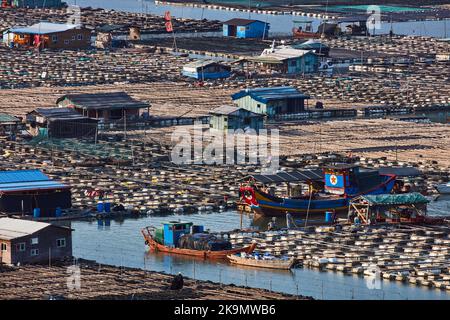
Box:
[0,170,68,192]
[231,86,310,103]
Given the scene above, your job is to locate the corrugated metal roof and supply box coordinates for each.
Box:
[183,60,230,71]
[232,86,310,103]
[248,169,323,183]
[34,107,98,121]
[222,18,266,26]
[260,47,313,61]
[210,105,264,117]
[184,60,220,68]
[0,170,49,184]
[0,170,69,193]
[0,218,50,240]
[293,40,330,50]
[9,22,83,35]
[56,92,149,111]
[0,113,20,124]
[210,105,240,115]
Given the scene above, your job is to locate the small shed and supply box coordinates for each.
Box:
[56,92,150,121]
[182,60,231,80]
[251,46,319,74]
[232,86,310,118]
[349,193,430,225]
[4,22,91,49]
[222,18,269,39]
[209,105,264,132]
[0,217,72,265]
[0,170,71,217]
[26,107,99,140]
[0,113,21,136]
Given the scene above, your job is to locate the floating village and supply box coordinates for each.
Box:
[0,0,449,301]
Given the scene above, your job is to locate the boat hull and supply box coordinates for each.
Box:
[227,255,295,270]
[242,174,397,217]
[141,229,257,259]
[293,31,320,39]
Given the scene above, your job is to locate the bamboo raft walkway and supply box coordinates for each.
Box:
[0,259,304,300]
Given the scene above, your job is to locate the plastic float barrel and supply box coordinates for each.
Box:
[55,207,62,217]
[104,202,111,213]
[97,202,104,212]
[325,211,333,223]
[33,208,41,218]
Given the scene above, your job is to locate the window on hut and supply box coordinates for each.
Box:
[57,238,66,248]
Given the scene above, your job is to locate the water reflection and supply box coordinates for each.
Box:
[71,209,449,300]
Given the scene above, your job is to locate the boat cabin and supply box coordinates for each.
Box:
[324,164,359,195]
[323,164,388,196]
[158,221,205,247]
[162,221,192,247]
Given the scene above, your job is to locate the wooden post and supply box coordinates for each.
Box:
[123,109,127,140]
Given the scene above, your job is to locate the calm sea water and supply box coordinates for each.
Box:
[70,0,450,37]
[71,198,450,300]
[64,0,449,299]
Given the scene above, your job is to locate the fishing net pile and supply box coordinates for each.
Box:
[178,233,232,251]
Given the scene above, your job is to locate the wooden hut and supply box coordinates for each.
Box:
[26,108,99,140]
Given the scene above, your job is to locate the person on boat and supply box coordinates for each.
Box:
[332,211,337,224]
[286,212,292,229]
[267,217,277,231]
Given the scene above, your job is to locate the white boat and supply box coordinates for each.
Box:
[227,253,295,270]
[436,183,450,194]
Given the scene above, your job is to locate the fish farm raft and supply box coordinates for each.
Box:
[0,0,449,305]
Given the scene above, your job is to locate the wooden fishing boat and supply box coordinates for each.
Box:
[292,20,320,39]
[227,254,295,270]
[141,226,257,259]
[240,164,397,217]
[292,29,320,39]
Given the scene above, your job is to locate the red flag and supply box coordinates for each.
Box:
[164,11,171,21]
[33,34,42,48]
[165,21,173,32]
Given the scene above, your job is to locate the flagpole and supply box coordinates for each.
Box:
[172,28,177,52]
[165,11,177,52]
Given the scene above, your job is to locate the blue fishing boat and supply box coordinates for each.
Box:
[239,164,397,217]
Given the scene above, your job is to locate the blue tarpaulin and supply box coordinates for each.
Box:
[361,193,429,205]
